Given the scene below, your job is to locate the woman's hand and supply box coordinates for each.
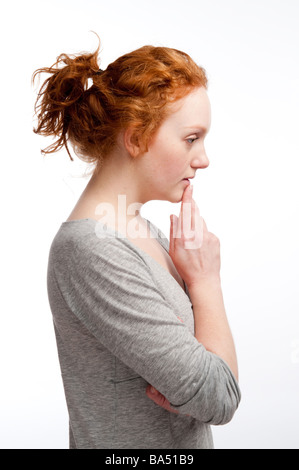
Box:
[146,385,178,414]
[169,184,221,288]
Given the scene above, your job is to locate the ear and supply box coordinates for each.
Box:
[123,127,141,158]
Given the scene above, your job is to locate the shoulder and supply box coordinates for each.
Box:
[49,218,148,271]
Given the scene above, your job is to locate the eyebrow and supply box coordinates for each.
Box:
[183,126,209,134]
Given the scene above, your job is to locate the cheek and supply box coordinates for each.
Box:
[156,145,184,174]
[146,135,186,184]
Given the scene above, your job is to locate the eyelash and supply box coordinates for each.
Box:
[186,137,199,144]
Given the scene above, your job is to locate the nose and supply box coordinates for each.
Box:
[191,151,210,170]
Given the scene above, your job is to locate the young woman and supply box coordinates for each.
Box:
[33,39,241,449]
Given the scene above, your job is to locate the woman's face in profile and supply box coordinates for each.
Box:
[137,87,212,203]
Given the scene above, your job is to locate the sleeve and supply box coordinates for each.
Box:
[53,234,241,425]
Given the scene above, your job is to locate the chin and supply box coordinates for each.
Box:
[149,188,183,204]
[166,191,184,204]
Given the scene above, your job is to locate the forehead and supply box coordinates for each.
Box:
[164,87,211,131]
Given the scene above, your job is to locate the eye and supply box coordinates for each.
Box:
[186,137,198,144]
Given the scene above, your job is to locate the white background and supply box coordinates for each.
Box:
[1,0,298,449]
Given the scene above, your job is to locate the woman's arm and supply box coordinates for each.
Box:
[188,280,238,381]
[169,183,238,381]
[147,184,239,410]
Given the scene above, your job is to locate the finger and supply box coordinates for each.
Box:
[184,204,205,250]
[182,183,193,203]
[180,185,193,238]
[196,214,204,249]
[172,214,178,239]
[146,386,178,414]
[169,215,177,253]
[191,198,196,233]
[201,217,208,232]
[169,215,174,253]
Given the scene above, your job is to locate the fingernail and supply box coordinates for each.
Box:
[150,386,158,395]
[189,184,193,194]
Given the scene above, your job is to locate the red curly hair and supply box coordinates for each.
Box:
[33,37,208,168]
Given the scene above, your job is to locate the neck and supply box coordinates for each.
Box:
[73,148,148,233]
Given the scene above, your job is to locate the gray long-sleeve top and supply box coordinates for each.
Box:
[47,218,241,449]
